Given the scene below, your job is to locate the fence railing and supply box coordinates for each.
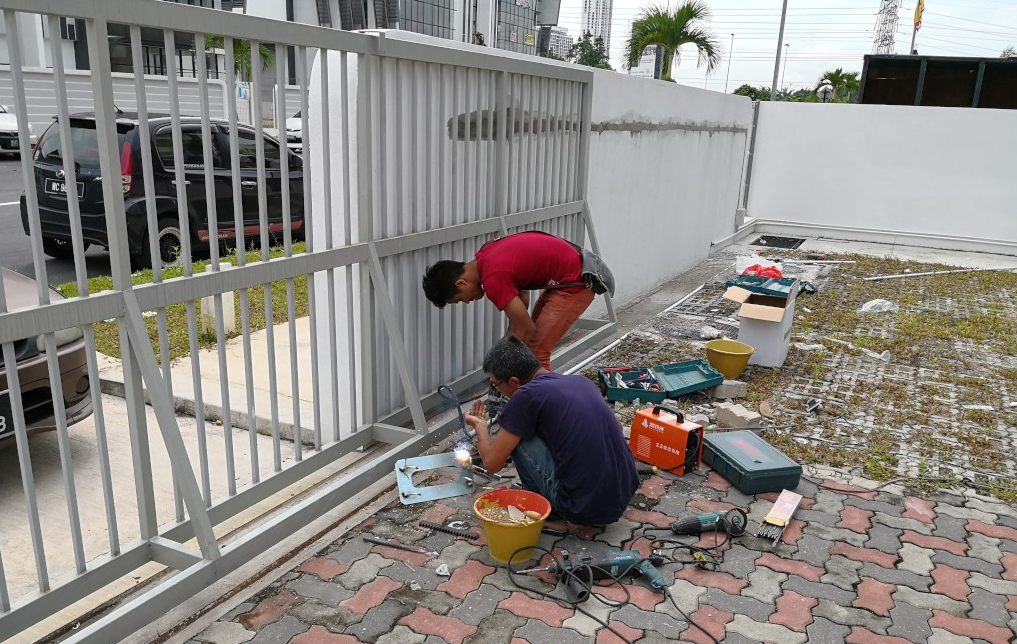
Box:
[0,1,609,642]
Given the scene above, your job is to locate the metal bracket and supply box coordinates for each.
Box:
[395,452,475,504]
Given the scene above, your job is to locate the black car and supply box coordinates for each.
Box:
[21,112,304,270]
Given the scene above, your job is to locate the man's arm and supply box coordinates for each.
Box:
[502,296,535,343]
[465,400,521,473]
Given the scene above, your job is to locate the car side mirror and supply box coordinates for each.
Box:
[289,154,302,170]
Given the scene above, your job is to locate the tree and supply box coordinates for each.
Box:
[624,1,721,82]
[816,68,860,103]
[1003,46,1016,58]
[732,84,769,101]
[196,35,275,82]
[569,31,612,70]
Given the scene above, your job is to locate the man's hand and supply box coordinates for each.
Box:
[464,400,488,434]
[465,397,520,473]
[503,296,535,343]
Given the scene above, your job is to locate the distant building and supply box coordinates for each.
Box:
[580,0,612,54]
[547,26,573,60]
[629,46,662,79]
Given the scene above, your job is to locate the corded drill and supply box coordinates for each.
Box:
[518,549,666,602]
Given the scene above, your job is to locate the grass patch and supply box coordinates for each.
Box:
[58,244,308,362]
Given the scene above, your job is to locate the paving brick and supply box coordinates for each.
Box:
[886,601,934,641]
[717,544,759,579]
[700,588,774,622]
[513,620,590,644]
[853,577,896,616]
[248,615,308,644]
[928,610,1014,644]
[965,497,1017,519]
[830,543,898,568]
[375,625,427,644]
[740,568,787,604]
[966,533,1003,567]
[347,600,415,641]
[297,558,350,582]
[420,503,460,526]
[287,574,357,607]
[838,505,876,534]
[782,575,857,606]
[679,605,733,644]
[935,505,996,524]
[290,625,361,644]
[464,611,529,644]
[930,563,972,601]
[288,600,361,633]
[892,586,969,617]
[871,514,935,535]
[997,514,1017,531]
[435,540,484,570]
[928,629,977,644]
[792,534,834,568]
[447,585,511,626]
[497,591,574,626]
[844,628,917,643]
[195,621,255,644]
[561,596,616,637]
[812,600,892,634]
[901,497,937,523]
[755,552,824,581]
[381,558,444,591]
[636,474,672,500]
[901,531,968,556]
[863,524,904,555]
[932,513,971,542]
[239,590,300,630]
[820,555,864,592]
[686,497,741,514]
[897,543,935,575]
[397,607,478,644]
[858,562,934,591]
[621,507,675,528]
[966,588,1012,628]
[341,577,404,615]
[806,617,852,643]
[223,602,257,622]
[966,571,1017,596]
[844,497,905,517]
[327,537,376,566]
[598,518,640,549]
[614,603,687,640]
[795,509,841,528]
[804,523,869,547]
[1002,552,1017,581]
[725,614,808,643]
[593,620,642,644]
[702,470,733,492]
[436,559,497,599]
[817,480,877,499]
[770,590,817,632]
[338,553,399,591]
[931,551,1004,576]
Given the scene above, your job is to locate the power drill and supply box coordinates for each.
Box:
[518,549,666,602]
[669,508,748,537]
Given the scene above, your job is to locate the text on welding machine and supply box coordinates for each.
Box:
[628,405,703,476]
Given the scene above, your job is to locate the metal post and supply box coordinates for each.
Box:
[770,0,788,101]
[780,43,789,91]
[724,33,734,93]
[909,23,917,54]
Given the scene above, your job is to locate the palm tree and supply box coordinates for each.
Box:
[196,35,275,82]
[816,68,860,103]
[624,1,722,82]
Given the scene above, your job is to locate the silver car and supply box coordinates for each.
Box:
[0,104,37,156]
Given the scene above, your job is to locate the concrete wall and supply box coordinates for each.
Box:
[747,101,1017,253]
[586,72,754,304]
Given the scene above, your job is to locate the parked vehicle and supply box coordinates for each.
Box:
[20,112,304,270]
[0,268,92,445]
[0,104,36,156]
[266,110,303,154]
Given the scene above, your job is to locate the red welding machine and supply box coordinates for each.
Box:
[628,405,703,475]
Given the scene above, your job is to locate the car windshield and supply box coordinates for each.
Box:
[292,111,300,118]
[36,119,131,169]
[0,105,8,114]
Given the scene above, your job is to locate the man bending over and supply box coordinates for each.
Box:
[465,337,640,531]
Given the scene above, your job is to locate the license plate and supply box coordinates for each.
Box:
[0,390,12,438]
[45,178,84,198]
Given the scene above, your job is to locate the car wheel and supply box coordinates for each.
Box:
[43,237,86,259]
[137,218,186,270]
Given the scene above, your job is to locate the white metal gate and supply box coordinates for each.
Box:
[0,1,611,641]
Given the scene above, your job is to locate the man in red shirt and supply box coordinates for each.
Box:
[422,232,596,370]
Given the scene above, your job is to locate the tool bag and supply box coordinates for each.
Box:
[547,244,616,297]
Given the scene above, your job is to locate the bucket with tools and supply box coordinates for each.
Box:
[473,488,551,564]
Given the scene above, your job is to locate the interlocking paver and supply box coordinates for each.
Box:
[397,606,478,644]
[591,582,665,611]
[195,621,255,644]
[935,505,996,523]
[341,577,404,615]
[966,533,1004,567]
[239,590,300,630]
[844,628,915,643]
[661,578,708,616]
[679,605,732,644]
[820,555,864,591]
[381,558,444,591]
[837,506,876,534]
[498,592,574,626]
[892,586,969,616]
[290,625,361,644]
[448,585,512,626]
[700,588,774,621]
[811,599,892,633]
[845,497,905,518]
[338,554,399,590]
[782,575,857,606]
[903,497,937,524]
[966,497,1016,518]
[792,534,834,567]
[513,620,590,644]
[927,628,976,644]
[612,603,686,639]
[871,515,935,536]
[740,567,787,604]
[247,615,309,644]
[593,620,642,644]
[930,563,972,601]
[769,590,817,631]
[674,563,749,593]
[463,611,528,644]
[755,552,824,581]
[347,600,415,641]
[375,625,427,644]
[806,616,853,643]
[864,524,904,555]
[931,551,1003,576]
[725,614,807,643]
[830,543,898,568]
[966,588,1012,628]
[437,559,497,599]
[805,523,869,547]
[932,514,970,542]
[288,600,361,633]
[297,558,350,582]
[897,543,935,575]
[967,571,1017,595]
[287,575,357,607]
[928,610,1014,644]
[718,544,760,579]
[857,562,934,592]
[852,577,896,616]
[886,601,934,641]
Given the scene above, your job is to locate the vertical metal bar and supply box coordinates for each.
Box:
[0,542,8,611]
[914,58,927,106]
[525,75,537,213]
[438,64,450,384]
[340,49,359,431]
[298,46,322,451]
[552,79,565,206]
[972,61,985,108]
[320,50,340,443]
[251,41,283,471]
[357,52,376,425]
[449,66,462,379]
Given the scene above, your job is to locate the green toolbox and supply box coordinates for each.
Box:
[702,430,802,494]
[599,359,724,404]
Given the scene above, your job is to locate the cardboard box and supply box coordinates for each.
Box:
[723,279,799,368]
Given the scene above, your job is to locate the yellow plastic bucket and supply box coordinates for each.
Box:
[705,339,755,380]
[473,489,551,564]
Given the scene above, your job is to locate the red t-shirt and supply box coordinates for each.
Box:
[476,232,584,310]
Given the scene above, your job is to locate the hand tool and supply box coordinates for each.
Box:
[669,508,748,537]
[418,520,480,540]
[517,549,666,602]
[362,535,435,555]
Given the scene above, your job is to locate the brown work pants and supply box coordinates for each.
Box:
[527,287,596,371]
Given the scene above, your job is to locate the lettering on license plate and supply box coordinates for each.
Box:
[45,178,84,198]
[0,390,12,437]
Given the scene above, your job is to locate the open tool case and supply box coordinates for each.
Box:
[598,359,724,404]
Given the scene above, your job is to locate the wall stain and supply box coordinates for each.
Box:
[591,120,748,136]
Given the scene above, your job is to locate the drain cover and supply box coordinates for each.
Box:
[750,235,805,249]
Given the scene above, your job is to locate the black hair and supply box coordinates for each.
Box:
[422,260,466,308]
[483,337,541,384]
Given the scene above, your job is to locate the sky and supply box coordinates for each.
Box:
[554,0,1017,92]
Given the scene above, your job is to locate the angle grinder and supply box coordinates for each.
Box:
[669,508,748,537]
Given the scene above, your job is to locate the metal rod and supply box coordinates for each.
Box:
[863,266,1017,282]
[770,0,788,101]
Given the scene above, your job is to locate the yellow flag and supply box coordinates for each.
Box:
[915,0,925,30]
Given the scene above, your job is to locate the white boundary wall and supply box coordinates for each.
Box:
[747,102,1017,254]
[585,71,754,304]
